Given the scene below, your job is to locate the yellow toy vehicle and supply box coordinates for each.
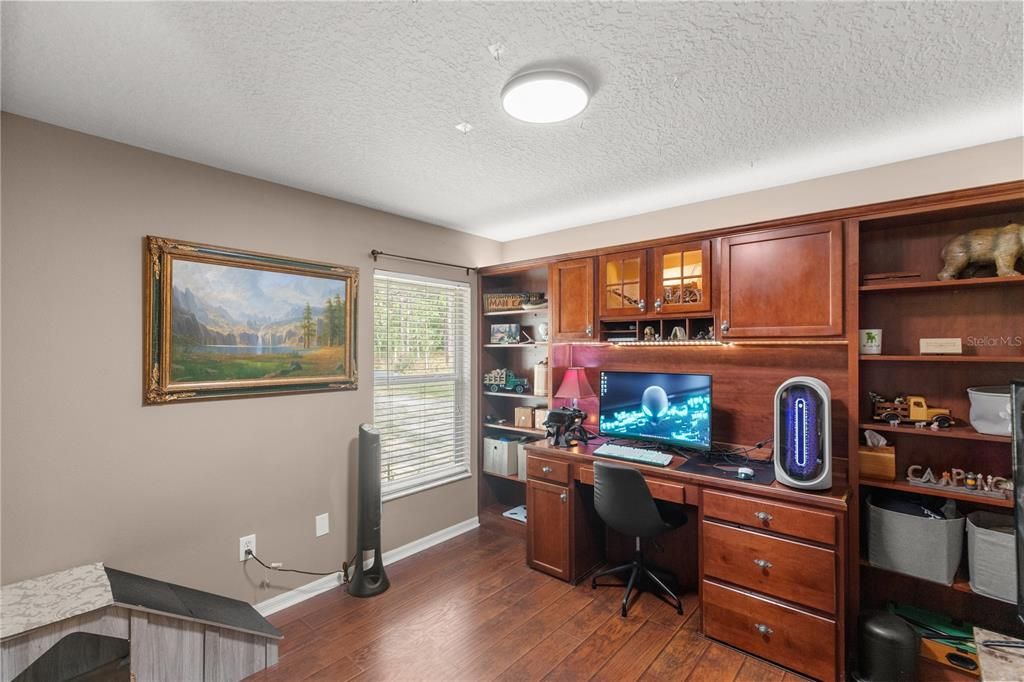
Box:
[871,393,955,428]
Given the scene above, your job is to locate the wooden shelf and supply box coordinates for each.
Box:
[483,343,548,348]
[861,355,1024,364]
[859,477,1013,509]
[481,470,525,484]
[860,275,1024,293]
[859,560,981,597]
[484,308,549,317]
[483,392,548,401]
[484,423,546,436]
[859,422,1012,444]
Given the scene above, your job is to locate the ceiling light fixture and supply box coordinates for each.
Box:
[501,70,590,124]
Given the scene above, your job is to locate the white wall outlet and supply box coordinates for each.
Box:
[239,534,256,562]
[315,513,330,537]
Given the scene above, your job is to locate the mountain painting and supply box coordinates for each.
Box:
[169,260,349,384]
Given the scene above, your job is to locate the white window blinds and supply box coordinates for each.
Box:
[373,271,472,500]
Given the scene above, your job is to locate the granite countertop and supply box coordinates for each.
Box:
[1,563,113,640]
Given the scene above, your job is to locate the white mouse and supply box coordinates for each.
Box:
[736,466,755,480]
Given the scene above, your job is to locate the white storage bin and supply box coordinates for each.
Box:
[868,496,964,585]
[483,437,517,476]
[514,439,540,481]
[967,511,1017,603]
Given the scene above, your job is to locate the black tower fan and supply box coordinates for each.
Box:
[347,424,390,597]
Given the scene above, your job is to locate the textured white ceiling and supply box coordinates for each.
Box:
[3,2,1021,241]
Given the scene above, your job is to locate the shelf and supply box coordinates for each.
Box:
[860,275,1024,293]
[861,355,1024,364]
[859,422,1012,444]
[859,477,1014,509]
[481,470,525,484]
[859,560,979,597]
[483,343,548,348]
[483,423,546,436]
[483,392,548,401]
[484,308,549,317]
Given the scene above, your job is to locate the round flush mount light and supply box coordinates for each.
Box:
[501,70,590,123]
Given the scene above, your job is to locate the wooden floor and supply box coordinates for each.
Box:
[250,524,807,682]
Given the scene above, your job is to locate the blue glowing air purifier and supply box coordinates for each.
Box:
[774,376,832,490]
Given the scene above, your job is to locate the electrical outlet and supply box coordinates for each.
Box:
[315,513,330,537]
[239,534,256,562]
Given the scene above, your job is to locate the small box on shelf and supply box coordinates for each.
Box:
[514,407,535,428]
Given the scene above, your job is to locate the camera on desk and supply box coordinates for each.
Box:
[544,407,590,447]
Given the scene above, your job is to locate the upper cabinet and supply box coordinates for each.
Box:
[719,221,843,338]
[652,240,712,315]
[599,249,648,318]
[549,257,596,341]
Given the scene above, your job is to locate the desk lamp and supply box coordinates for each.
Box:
[554,367,594,408]
[546,368,594,446]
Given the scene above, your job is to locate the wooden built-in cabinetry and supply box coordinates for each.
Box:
[549,257,595,341]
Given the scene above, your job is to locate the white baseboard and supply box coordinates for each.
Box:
[255,516,480,617]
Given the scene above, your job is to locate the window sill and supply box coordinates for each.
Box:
[382,470,472,503]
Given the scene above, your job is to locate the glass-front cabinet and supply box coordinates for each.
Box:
[599,249,647,318]
[652,240,711,314]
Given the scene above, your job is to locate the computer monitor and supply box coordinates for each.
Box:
[598,371,712,451]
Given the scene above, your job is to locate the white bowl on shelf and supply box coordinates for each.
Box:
[967,386,1012,436]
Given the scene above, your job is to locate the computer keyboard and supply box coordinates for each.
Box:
[593,443,674,467]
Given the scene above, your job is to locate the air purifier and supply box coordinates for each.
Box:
[774,376,832,490]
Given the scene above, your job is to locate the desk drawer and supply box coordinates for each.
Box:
[703,521,836,614]
[528,455,570,484]
[703,580,837,681]
[577,466,686,504]
[703,490,836,545]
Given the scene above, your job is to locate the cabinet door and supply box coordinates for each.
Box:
[652,240,711,314]
[599,249,648,318]
[526,479,571,580]
[719,222,843,338]
[549,257,595,341]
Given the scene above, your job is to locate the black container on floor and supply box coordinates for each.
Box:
[854,611,920,682]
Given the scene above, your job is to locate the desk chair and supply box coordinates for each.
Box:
[591,461,687,617]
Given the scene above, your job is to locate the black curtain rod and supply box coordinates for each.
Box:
[370,250,476,275]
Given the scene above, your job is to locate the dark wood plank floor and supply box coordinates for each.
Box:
[250,525,806,681]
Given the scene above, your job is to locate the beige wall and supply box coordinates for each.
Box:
[0,113,501,602]
[501,137,1024,262]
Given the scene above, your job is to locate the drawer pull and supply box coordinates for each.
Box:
[542,465,553,474]
[754,623,773,636]
[560,492,568,503]
[753,559,773,570]
[754,511,773,522]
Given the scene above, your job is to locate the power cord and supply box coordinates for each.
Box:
[244,549,339,577]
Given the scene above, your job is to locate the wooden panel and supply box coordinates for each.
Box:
[702,521,837,614]
[703,489,837,546]
[652,239,712,314]
[549,257,595,341]
[527,454,570,485]
[720,221,844,337]
[599,248,648,318]
[0,607,131,682]
[204,627,266,681]
[130,612,204,682]
[576,464,686,504]
[703,580,837,682]
[526,479,571,580]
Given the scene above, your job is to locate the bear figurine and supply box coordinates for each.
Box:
[938,222,1023,280]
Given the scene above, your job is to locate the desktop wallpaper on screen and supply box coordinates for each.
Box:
[598,371,711,450]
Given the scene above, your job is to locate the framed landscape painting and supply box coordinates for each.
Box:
[144,236,358,404]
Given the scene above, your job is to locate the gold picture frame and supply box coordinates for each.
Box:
[144,236,358,404]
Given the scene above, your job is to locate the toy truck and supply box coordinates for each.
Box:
[871,393,955,428]
[484,369,530,394]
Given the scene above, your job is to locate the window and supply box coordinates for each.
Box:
[373,271,472,500]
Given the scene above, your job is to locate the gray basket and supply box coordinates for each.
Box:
[868,496,964,585]
[967,511,1016,603]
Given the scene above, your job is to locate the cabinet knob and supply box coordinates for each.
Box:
[753,559,773,570]
[654,298,663,312]
[754,511,773,522]
[754,623,773,636]
[542,466,553,474]
[638,299,646,313]
[560,492,568,503]
[721,320,730,335]
[585,325,593,337]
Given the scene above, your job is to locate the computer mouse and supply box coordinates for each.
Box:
[736,467,755,480]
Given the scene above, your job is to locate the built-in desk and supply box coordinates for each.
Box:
[524,440,850,681]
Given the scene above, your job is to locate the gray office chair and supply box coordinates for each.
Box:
[591,461,687,617]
